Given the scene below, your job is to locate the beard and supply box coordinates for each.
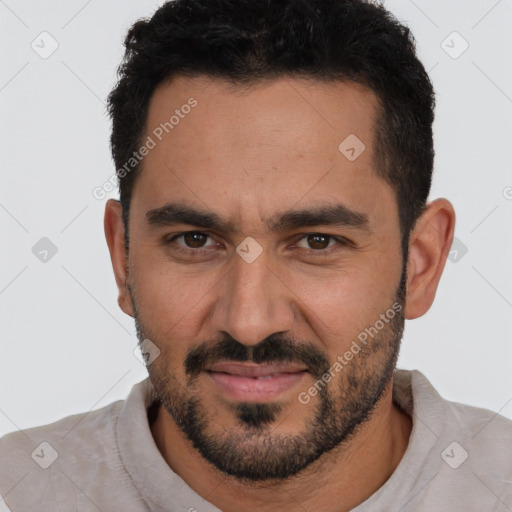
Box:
[131,265,407,483]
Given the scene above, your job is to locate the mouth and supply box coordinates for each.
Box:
[204,362,308,402]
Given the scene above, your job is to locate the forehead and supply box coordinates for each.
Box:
[130,75,396,234]
[147,74,379,155]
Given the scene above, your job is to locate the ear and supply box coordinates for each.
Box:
[104,199,134,317]
[404,198,456,320]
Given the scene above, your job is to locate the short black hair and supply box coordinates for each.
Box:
[107,0,435,260]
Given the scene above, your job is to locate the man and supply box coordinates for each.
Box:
[1,0,511,510]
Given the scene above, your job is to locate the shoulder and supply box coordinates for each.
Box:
[376,370,512,510]
[441,392,512,475]
[0,379,152,511]
[399,369,512,485]
[0,399,125,509]
[0,397,124,469]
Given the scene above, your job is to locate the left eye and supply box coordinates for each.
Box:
[295,233,339,250]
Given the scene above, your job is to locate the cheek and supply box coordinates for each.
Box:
[278,251,402,346]
[288,275,380,342]
[130,248,224,333]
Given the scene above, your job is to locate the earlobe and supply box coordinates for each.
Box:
[404,198,456,320]
[104,199,134,317]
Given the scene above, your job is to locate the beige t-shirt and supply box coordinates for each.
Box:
[1,369,511,511]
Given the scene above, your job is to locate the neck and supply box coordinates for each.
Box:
[150,379,412,512]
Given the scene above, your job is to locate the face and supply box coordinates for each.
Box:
[124,76,406,481]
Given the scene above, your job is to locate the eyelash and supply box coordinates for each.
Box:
[164,231,352,256]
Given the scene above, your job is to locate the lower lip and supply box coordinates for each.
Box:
[206,371,307,402]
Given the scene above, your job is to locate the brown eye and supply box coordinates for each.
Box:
[308,234,329,249]
[305,234,333,250]
[182,232,208,248]
[167,231,216,251]
[294,233,350,254]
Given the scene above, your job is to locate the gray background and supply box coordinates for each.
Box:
[1,0,511,436]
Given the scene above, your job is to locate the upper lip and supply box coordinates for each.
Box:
[205,362,307,378]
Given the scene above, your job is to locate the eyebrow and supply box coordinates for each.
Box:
[146,202,371,234]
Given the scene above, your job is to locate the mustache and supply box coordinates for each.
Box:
[184,333,330,379]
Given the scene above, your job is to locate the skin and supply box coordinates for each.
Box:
[104,75,455,511]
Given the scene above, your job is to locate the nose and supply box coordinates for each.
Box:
[210,252,295,346]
